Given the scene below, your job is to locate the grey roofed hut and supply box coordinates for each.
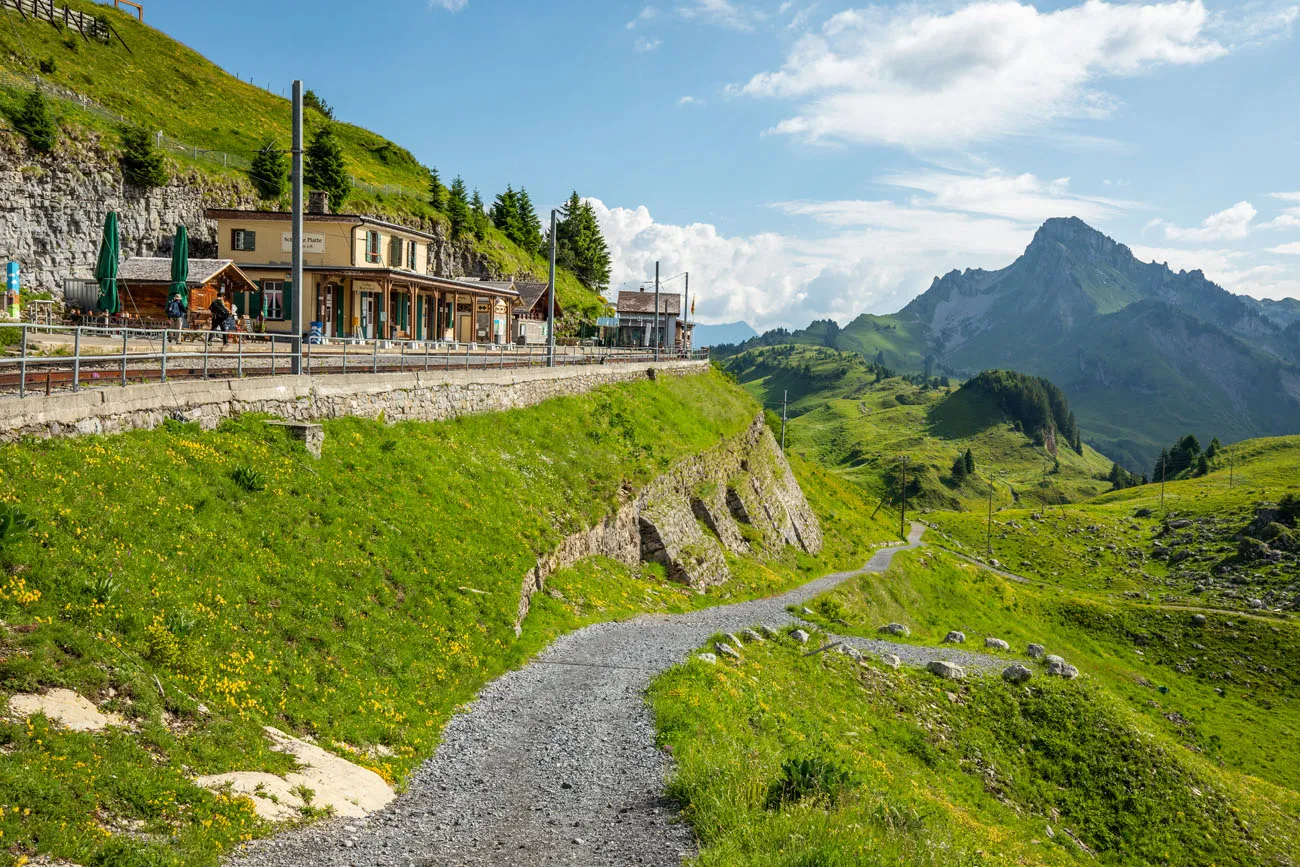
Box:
[117,257,258,322]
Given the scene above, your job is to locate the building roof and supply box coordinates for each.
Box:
[203,209,445,245]
[119,257,246,286]
[292,267,519,296]
[617,290,681,316]
[514,282,554,313]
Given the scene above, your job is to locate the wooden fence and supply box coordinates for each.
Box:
[0,0,128,49]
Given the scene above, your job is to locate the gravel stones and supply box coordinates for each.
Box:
[927,660,965,680]
[878,623,910,637]
[1002,664,1033,684]
[943,631,967,644]
[984,637,1010,651]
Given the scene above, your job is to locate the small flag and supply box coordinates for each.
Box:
[690,299,695,315]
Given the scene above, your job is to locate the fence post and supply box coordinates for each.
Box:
[71,326,81,391]
[161,329,168,383]
[18,326,27,398]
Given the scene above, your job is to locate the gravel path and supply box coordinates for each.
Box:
[230,523,1005,867]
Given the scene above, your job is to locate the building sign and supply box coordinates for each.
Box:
[280,232,326,254]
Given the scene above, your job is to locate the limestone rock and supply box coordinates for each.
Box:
[696,653,717,665]
[193,772,305,822]
[878,623,910,637]
[1047,660,1080,680]
[985,637,1010,651]
[879,654,902,669]
[1002,664,1033,684]
[928,660,965,680]
[7,689,125,732]
[1045,654,1066,666]
[263,726,394,818]
[791,629,810,644]
[724,633,745,649]
[1027,643,1046,659]
[742,628,765,643]
[943,631,967,644]
[715,642,741,660]
[1192,614,1207,626]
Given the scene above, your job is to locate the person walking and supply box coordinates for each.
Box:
[209,291,231,347]
[165,292,187,339]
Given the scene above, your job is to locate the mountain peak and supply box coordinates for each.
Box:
[1026,217,1134,267]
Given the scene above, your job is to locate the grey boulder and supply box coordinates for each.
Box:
[879,623,911,637]
[943,631,967,644]
[1002,663,1033,684]
[927,660,965,680]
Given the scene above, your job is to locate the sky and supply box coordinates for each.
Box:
[150,0,1300,330]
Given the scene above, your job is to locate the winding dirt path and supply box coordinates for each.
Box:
[230,524,1003,867]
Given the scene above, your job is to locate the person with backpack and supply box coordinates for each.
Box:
[166,293,187,338]
[209,292,232,347]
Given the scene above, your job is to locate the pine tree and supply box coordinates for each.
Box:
[447,176,471,238]
[304,125,350,211]
[119,125,168,188]
[574,200,611,290]
[491,186,521,240]
[15,88,58,154]
[470,189,489,239]
[249,139,287,199]
[303,89,334,120]
[515,187,543,256]
[963,449,975,475]
[951,454,968,482]
[428,167,447,211]
[1206,437,1221,461]
[1195,454,1210,476]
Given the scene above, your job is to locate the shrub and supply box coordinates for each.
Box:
[303,89,334,119]
[85,574,121,604]
[119,125,168,188]
[14,88,59,153]
[0,504,35,549]
[38,56,57,75]
[230,465,265,493]
[765,756,853,809]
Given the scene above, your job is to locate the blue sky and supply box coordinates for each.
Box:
[151,0,1300,328]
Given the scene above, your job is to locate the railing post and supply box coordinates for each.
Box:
[271,336,276,376]
[399,341,405,373]
[18,326,27,398]
[161,329,168,383]
[237,335,243,378]
[121,330,128,386]
[424,341,430,371]
[373,337,379,374]
[71,326,81,392]
[202,332,209,379]
[342,339,348,375]
[305,335,312,375]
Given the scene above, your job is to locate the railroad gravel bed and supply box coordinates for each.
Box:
[230,525,1003,867]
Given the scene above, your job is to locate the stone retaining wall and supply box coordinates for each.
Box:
[0,361,709,442]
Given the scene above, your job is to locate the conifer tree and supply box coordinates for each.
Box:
[304,125,350,211]
[963,449,975,475]
[15,88,58,154]
[470,189,489,239]
[249,139,287,199]
[491,186,521,240]
[447,176,471,238]
[554,192,610,290]
[119,125,168,188]
[951,454,968,482]
[515,187,543,256]
[428,167,447,211]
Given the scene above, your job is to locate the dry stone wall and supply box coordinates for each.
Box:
[0,361,709,442]
[512,414,823,632]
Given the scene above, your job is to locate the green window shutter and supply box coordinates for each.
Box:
[250,288,264,318]
[416,297,423,339]
[376,290,384,336]
[283,281,293,322]
[334,285,344,336]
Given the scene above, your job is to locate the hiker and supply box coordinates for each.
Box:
[166,292,187,337]
[209,291,232,346]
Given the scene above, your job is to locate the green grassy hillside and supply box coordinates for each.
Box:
[723,346,1115,511]
[653,542,1300,867]
[0,371,896,866]
[0,1,607,320]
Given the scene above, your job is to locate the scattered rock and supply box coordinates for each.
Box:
[1027,643,1046,659]
[1192,614,1207,626]
[1045,654,1066,666]
[723,633,745,649]
[742,628,765,643]
[759,625,780,640]
[696,653,717,664]
[878,653,902,669]
[836,644,863,661]
[927,660,965,680]
[791,629,810,644]
[714,642,741,660]
[878,622,910,637]
[800,606,815,616]
[7,689,126,732]
[943,631,966,644]
[1047,660,1080,679]
[1002,664,1033,684]
[984,637,1010,651]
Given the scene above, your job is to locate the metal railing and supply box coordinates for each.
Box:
[0,323,709,398]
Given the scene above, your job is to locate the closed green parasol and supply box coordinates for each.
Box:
[94,211,120,314]
[169,225,189,303]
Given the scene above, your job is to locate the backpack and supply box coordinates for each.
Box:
[167,299,185,319]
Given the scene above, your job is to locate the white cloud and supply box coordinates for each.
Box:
[635,36,663,52]
[880,169,1139,222]
[1273,191,1300,202]
[627,6,658,29]
[428,0,468,11]
[1272,241,1300,255]
[678,95,705,106]
[736,0,1236,148]
[678,0,758,30]
[1155,201,1257,241]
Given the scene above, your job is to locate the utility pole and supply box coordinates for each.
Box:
[780,390,788,450]
[899,455,909,540]
[1160,457,1166,511]
[1229,447,1234,490]
[289,80,304,375]
[683,271,689,352]
[653,261,660,363]
[547,209,558,368]
[986,475,995,554]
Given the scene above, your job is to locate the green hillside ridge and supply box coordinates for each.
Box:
[0,1,608,321]
[652,545,1300,866]
[0,370,897,866]
[714,218,1300,471]
[722,346,1114,511]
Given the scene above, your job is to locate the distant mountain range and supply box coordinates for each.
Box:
[693,321,758,347]
[718,217,1300,470]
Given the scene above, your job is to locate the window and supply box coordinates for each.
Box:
[390,236,403,269]
[366,230,381,264]
[261,280,287,320]
[231,229,256,252]
[408,240,418,272]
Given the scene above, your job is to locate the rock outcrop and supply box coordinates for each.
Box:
[513,414,823,632]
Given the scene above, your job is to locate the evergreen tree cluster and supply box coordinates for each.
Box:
[950,449,976,483]
[961,370,1082,454]
[490,186,544,255]
[1153,434,1218,480]
[303,89,334,120]
[1107,462,1145,491]
[554,192,612,291]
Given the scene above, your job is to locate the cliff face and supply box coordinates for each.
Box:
[0,130,502,296]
